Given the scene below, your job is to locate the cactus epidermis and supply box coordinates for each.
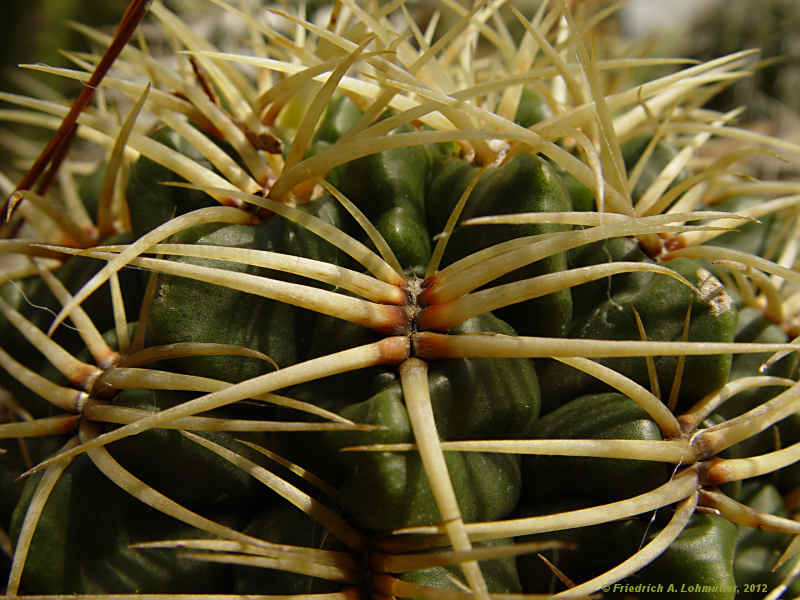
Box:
[2,1,800,599]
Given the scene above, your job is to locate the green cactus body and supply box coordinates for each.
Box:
[540,240,737,412]
[2,2,800,600]
[427,152,574,337]
[524,393,670,502]
[10,455,233,594]
[638,513,739,600]
[622,135,689,207]
[321,313,538,531]
[734,483,800,598]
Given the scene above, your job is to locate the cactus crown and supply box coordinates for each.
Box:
[2,1,800,599]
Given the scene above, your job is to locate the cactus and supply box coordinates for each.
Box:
[2,1,800,599]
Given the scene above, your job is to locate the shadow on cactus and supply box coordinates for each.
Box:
[2,1,800,599]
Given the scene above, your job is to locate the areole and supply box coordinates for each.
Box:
[1,1,800,599]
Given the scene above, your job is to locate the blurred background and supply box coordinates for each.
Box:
[0,0,798,166]
[1,0,798,107]
[0,0,128,92]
